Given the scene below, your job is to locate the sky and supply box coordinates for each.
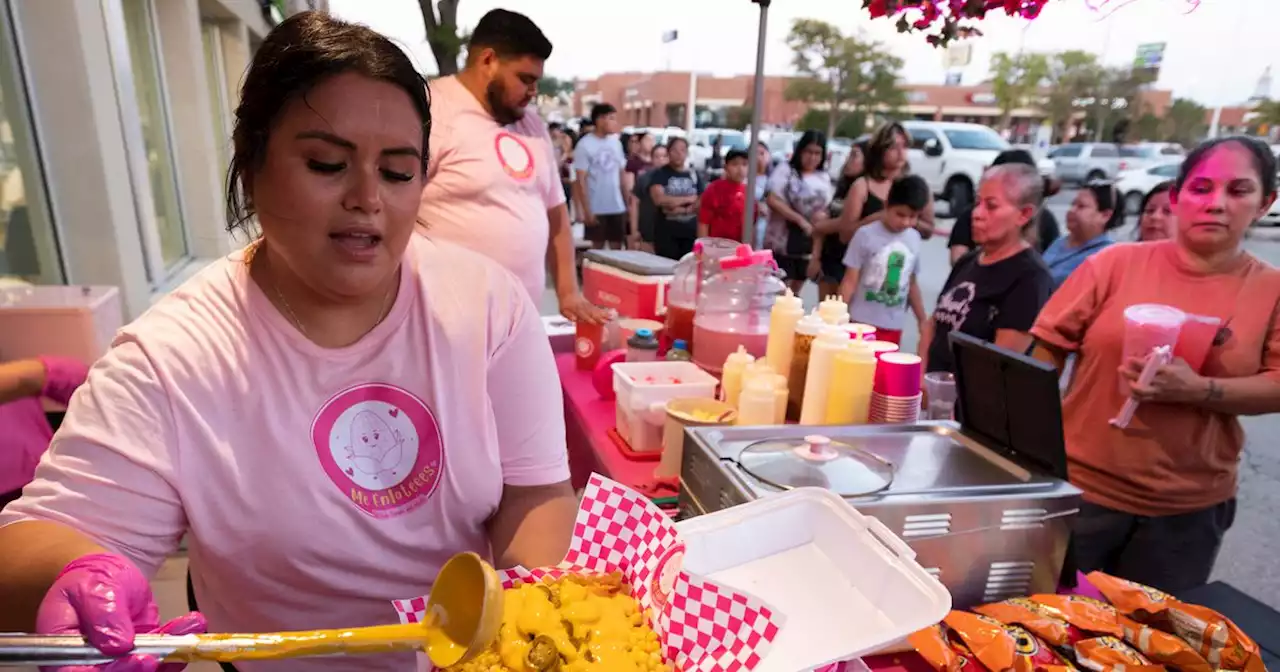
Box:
[328,0,1279,108]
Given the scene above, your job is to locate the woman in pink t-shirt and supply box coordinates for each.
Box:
[0,12,575,672]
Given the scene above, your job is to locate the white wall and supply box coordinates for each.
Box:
[12,0,269,320]
[13,0,151,317]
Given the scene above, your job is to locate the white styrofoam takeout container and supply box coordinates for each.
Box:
[676,488,952,672]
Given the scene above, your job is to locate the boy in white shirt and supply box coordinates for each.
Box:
[838,175,929,346]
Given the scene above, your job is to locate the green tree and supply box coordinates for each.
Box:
[1251,99,1280,137]
[797,109,867,138]
[1162,98,1208,147]
[537,76,575,99]
[1043,50,1103,142]
[1087,67,1156,142]
[784,19,905,139]
[1133,112,1161,141]
[417,0,463,76]
[988,52,1049,132]
[725,106,754,130]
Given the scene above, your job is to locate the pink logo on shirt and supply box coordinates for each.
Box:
[311,383,444,519]
[494,131,535,181]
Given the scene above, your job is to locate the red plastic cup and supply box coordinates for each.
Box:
[575,319,604,370]
[865,340,899,360]
[1173,314,1222,374]
[874,353,923,397]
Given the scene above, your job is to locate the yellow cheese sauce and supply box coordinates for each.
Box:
[449,573,671,672]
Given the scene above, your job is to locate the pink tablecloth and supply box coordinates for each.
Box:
[557,352,663,493]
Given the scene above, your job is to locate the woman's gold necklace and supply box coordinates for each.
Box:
[250,240,395,339]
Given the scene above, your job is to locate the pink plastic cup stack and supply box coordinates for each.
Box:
[870,352,923,423]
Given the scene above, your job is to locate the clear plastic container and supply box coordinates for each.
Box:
[692,245,786,375]
[666,238,742,349]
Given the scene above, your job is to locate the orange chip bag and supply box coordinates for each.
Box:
[1028,595,1125,638]
[1072,636,1165,672]
[1033,593,1212,672]
[1088,572,1265,672]
[945,611,1077,672]
[909,624,985,672]
[973,598,1081,647]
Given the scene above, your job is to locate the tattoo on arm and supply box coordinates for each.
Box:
[1206,380,1224,401]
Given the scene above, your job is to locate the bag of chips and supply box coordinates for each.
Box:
[1032,593,1211,672]
[944,611,1076,672]
[1072,636,1165,672]
[974,597,1087,647]
[1087,572,1266,672]
[908,623,984,672]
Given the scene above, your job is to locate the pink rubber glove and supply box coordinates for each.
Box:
[35,355,89,406]
[37,553,207,672]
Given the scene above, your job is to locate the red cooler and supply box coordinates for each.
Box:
[581,250,676,321]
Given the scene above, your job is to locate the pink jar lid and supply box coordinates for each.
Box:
[719,244,776,270]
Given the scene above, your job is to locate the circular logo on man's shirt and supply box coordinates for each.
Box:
[495,132,535,181]
[312,383,444,519]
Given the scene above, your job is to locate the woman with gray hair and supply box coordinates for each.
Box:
[920,163,1054,374]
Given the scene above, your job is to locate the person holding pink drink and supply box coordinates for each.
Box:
[1032,136,1280,593]
[0,355,88,508]
[0,12,575,672]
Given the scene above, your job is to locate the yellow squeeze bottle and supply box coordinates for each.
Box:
[765,288,805,378]
[720,346,754,409]
[826,342,878,424]
[800,327,851,425]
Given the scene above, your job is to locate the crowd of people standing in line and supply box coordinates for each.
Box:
[563,110,1280,594]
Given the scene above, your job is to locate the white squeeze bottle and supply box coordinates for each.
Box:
[737,377,777,425]
[818,295,850,326]
[720,346,754,409]
[765,288,805,378]
[800,327,851,425]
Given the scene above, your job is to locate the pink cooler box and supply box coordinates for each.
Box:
[581,250,676,321]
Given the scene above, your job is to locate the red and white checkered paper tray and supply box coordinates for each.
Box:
[392,474,784,672]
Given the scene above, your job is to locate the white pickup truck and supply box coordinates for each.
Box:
[902,121,1011,213]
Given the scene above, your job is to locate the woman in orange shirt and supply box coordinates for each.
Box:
[1031,136,1280,592]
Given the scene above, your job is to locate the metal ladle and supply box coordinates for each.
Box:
[0,551,504,669]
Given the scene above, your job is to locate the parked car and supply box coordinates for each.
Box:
[1049,142,1126,185]
[1116,161,1182,216]
[688,128,749,174]
[1119,143,1185,171]
[902,120,1010,212]
[765,131,799,167]
[826,137,854,182]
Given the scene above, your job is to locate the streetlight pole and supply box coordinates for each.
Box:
[743,0,770,245]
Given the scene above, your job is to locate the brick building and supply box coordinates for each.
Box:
[571,70,1176,140]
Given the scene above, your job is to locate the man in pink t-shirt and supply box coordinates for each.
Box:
[419,9,605,325]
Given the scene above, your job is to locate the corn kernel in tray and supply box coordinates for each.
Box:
[447,572,672,672]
